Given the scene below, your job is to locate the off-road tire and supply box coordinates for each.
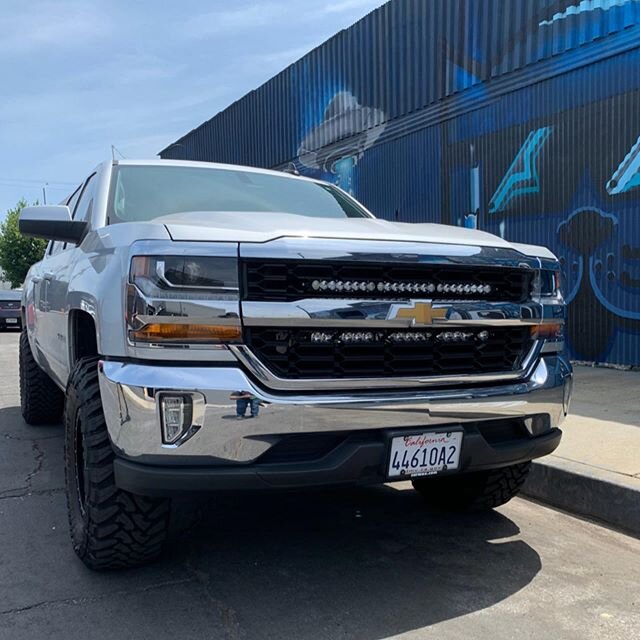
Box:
[411,462,531,511]
[64,357,170,570]
[19,328,64,425]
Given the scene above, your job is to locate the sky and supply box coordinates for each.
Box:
[0,0,384,218]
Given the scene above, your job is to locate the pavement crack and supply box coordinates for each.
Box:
[0,487,65,501]
[3,432,63,442]
[185,557,244,640]
[0,577,198,617]
[24,441,45,491]
[0,441,51,500]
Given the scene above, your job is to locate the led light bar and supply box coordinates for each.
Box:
[309,330,492,344]
[310,279,492,295]
[388,331,431,342]
[437,331,475,343]
[340,331,376,343]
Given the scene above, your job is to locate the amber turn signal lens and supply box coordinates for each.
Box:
[531,323,563,340]
[130,323,241,343]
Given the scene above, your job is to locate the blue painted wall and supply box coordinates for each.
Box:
[161,0,640,366]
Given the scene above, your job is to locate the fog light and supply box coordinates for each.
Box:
[160,395,191,444]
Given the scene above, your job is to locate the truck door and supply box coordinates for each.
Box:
[44,173,96,385]
[34,183,83,384]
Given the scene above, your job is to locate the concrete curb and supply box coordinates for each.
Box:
[522,457,640,538]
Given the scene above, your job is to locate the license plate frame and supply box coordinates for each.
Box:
[386,429,464,480]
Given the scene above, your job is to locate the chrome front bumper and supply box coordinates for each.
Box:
[98,354,572,466]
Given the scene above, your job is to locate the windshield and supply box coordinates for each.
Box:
[110,165,370,222]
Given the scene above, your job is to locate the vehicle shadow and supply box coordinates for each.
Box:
[165,484,541,639]
[0,396,541,638]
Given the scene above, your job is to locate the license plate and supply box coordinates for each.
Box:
[5,318,17,324]
[387,431,463,479]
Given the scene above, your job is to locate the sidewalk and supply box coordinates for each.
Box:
[522,365,640,537]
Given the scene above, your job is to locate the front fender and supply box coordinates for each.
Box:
[67,223,171,358]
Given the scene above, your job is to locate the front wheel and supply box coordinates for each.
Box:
[411,462,531,511]
[64,357,171,570]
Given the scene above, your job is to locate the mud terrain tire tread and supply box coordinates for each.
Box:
[19,328,64,425]
[412,462,532,511]
[64,357,170,570]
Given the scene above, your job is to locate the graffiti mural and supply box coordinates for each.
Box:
[295,91,386,193]
[558,208,640,360]
[463,83,640,365]
[607,134,640,195]
[488,127,553,214]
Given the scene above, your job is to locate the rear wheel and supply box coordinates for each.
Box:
[19,328,64,425]
[411,462,531,511]
[64,357,170,570]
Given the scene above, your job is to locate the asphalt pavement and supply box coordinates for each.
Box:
[0,331,638,640]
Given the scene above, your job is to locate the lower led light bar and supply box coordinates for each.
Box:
[310,330,491,344]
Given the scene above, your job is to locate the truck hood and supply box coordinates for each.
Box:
[157,211,554,258]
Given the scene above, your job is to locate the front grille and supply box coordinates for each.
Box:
[0,301,19,310]
[244,326,533,379]
[241,259,533,303]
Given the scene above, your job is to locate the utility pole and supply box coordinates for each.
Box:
[42,183,47,204]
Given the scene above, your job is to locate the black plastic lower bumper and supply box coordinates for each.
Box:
[114,426,562,496]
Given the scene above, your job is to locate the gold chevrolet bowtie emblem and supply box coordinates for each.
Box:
[395,302,447,326]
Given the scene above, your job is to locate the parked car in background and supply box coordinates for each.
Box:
[0,290,22,330]
[18,159,572,570]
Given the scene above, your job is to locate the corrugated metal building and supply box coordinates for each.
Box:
[161,0,640,367]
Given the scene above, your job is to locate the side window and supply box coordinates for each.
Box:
[49,241,63,257]
[66,184,83,218]
[73,173,97,223]
[63,174,96,250]
[48,185,82,257]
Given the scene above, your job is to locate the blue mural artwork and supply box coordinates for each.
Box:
[607,134,640,195]
[538,0,638,26]
[469,81,640,365]
[290,2,640,366]
[295,91,386,193]
[488,127,553,214]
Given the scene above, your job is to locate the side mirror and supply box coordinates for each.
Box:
[19,206,88,244]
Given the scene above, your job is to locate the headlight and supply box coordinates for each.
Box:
[131,255,238,297]
[533,269,561,298]
[127,255,241,346]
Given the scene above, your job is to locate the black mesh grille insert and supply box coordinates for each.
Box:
[244,327,533,379]
[241,259,533,303]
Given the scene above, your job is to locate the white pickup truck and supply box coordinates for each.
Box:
[18,159,572,570]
